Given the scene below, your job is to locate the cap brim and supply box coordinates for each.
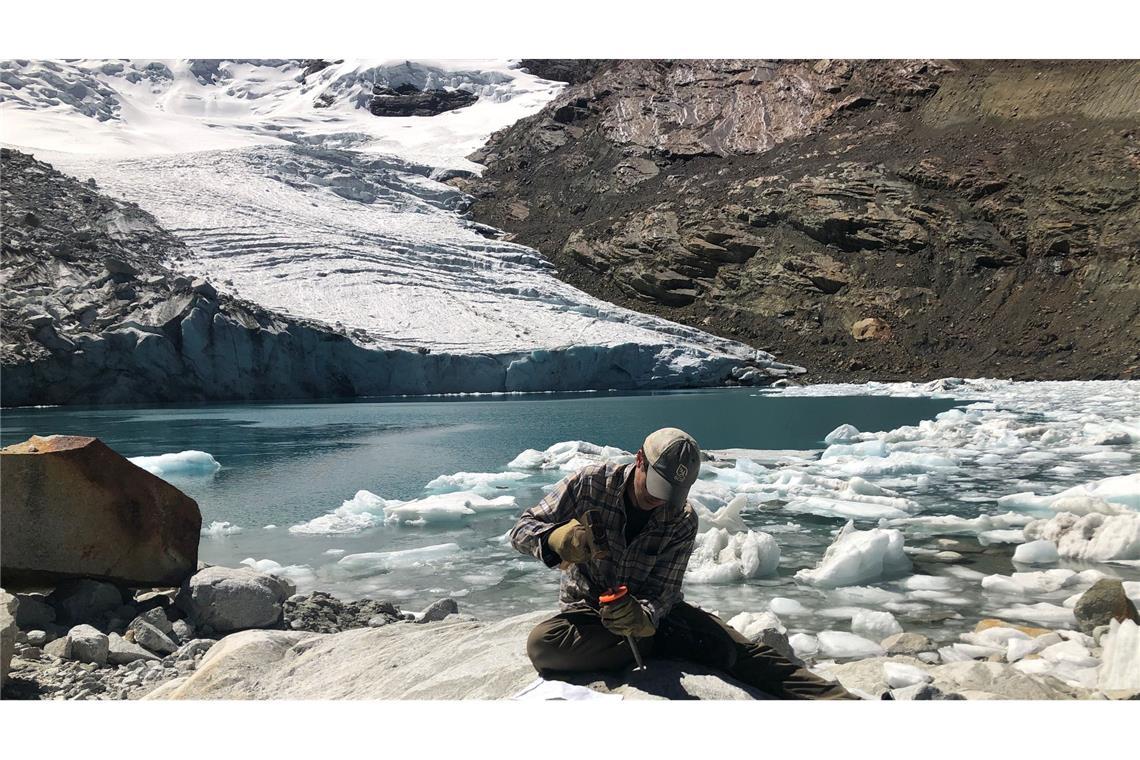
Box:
[646,466,689,507]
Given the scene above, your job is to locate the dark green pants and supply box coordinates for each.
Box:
[526,602,855,700]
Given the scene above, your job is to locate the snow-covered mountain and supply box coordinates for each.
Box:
[1,59,803,402]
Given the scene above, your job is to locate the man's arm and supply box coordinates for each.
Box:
[636,512,699,628]
[509,471,582,568]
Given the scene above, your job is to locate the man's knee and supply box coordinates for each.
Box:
[526,619,565,671]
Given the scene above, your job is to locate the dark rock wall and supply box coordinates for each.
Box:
[464,60,1140,381]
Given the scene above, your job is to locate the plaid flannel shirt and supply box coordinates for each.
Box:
[508,461,698,627]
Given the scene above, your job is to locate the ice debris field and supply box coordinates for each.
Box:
[139,379,1139,689]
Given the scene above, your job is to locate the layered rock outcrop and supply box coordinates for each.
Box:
[0,435,201,587]
[467,60,1140,381]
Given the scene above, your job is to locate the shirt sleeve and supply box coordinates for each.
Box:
[509,471,582,568]
[637,511,698,628]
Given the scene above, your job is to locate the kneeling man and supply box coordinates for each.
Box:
[508,427,853,699]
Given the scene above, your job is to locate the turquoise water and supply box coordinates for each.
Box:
[1,389,959,528]
[1,389,963,621]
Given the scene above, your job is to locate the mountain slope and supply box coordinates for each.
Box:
[1,60,804,405]
[465,59,1140,381]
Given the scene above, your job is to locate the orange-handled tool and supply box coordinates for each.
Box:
[599,584,647,672]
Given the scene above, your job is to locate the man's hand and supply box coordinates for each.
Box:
[547,518,593,566]
[600,594,656,638]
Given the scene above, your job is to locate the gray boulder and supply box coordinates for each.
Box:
[145,610,772,700]
[176,566,292,633]
[1073,579,1140,634]
[129,619,178,655]
[134,606,174,635]
[881,632,934,655]
[172,619,195,643]
[14,592,55,628]
[108,632,161,665]
[26,630,49,647]
[416,598,459,623]
[44,636,71,659]
[49,578,123,624]
[1,590,16,686]
[67,624,109,666]
[173,638,215,663]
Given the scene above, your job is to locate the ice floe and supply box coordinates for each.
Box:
[129,450,221,477]
[687,529,780,584]
[201,521,243,537]
[794,521,911,588]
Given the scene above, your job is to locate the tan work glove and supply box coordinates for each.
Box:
[547,518,593,567]
[600,594,656,638]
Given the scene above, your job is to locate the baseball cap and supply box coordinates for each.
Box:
[642,427,701,507]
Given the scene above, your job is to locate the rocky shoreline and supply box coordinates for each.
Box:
[3,564,1136,701]
[0,570,460,701]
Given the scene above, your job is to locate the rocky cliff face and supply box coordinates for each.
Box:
[465,60,1140,381]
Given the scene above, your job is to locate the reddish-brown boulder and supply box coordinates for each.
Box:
[1,435,200,587]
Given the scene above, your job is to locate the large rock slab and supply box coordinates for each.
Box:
[176,567,293,633]
[1074,579,1140,634]
[1,590,17,686]
[0,435,201,586]
[821,656,1090,700]
[147,611,771,700]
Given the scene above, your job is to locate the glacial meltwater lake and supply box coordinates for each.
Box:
[5,383,1138,648]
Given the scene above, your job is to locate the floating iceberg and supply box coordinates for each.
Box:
[816,631,885,659]
[382,491,517,526]
[290,490,388,535]
[727,610,786,638]
[201,520,242,537]
[794,521,911,588]
[337,543,460,577]
[687,528,780,584]
[508,441,632,472]
[129,450,221,477]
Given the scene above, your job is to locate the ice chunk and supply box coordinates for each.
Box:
[423,471,531,496]
[883,662,932,689]
[1098,619,1140,698]
[687,529,780,583]
[382,491,517,526]
[768,597,811,616]
[794,521,911,588]
[979,529,1028,545]
[692,494,749,534]
[239,557,317,589]
[816,631,885,659]
[821,440,889,459]
[507,441,632,471]
[1024,512,1140,562]
[201,520,242,537]
[727,610,786,638]
[824,424,861,445]
[129,450,221,477]
[789,633,819,658]
[337,543,459,576]
[991,602,1076,627]
[1012,540,1060,565]
[1041,639,1099,668]
[290,490,387,534]
[851,609,903,640]
[999,473,1140,512]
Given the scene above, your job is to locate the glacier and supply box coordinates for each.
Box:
[1,58,803,396]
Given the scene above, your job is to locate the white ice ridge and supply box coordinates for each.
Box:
[289,489,517,534]
[794,521,911,588]
[200,520,242,537]
[2,59,803,387]
[129,450,221,477]
[687,528,780,584]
